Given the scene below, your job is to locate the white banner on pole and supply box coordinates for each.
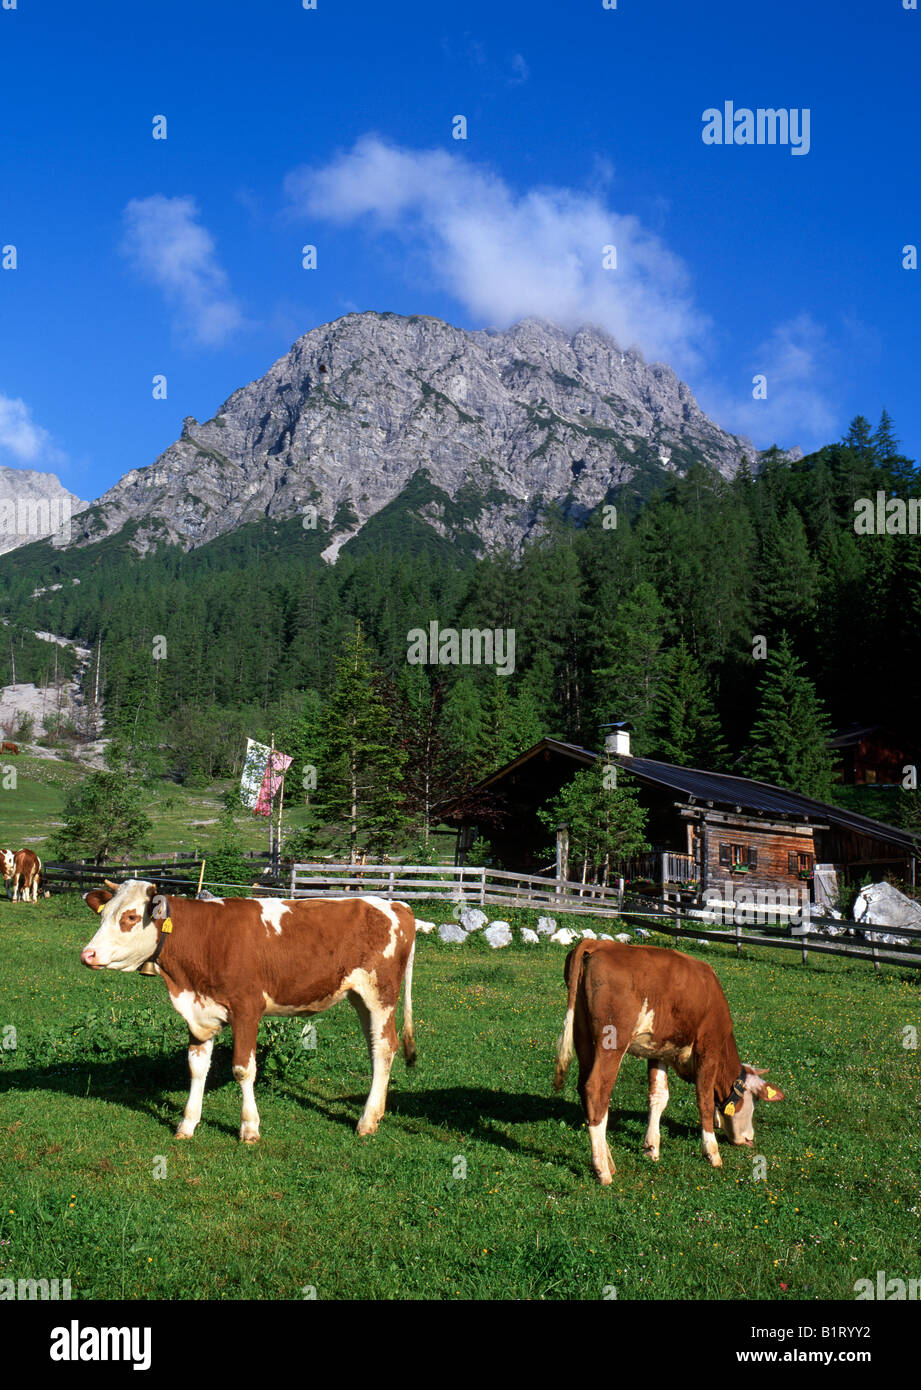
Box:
[240,738,271,810]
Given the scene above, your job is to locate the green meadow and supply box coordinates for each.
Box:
[0,892,918,1301]
[0,755,316,860]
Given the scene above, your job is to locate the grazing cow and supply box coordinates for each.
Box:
[3,848,42,902]
[80,880,416,1142]
[0,742,19,755]
[554,939,784,1184]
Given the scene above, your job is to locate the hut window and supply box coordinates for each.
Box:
[720,842,756,867]
[788,851,814,873]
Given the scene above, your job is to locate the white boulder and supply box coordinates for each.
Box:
[520,928,540,944]
[550,928,578,946]
[484,922,513,949]
[615,933,631,944]
[438,922,468,944]
[415,919,437,934]
[455,906,488,933]
[580,928,597,940]
[536,916,557,936]
[853,882,920,945]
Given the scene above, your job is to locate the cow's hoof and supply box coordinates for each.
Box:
[174,1127,194,1140]
[239,1125,260,1144]
[707,1153,723,1168]
[643,1144,660,1161]
[356,1118,380,1137]
[595,1168,613,1187]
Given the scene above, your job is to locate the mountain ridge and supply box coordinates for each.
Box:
[68,312,787,558]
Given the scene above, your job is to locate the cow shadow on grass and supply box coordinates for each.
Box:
[0,1053,701,1164]
[270,1076,701,1172]
[0,1050,241,1140]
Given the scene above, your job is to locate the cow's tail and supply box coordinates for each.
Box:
[553,939,593,1092]
[401,937,416,1067]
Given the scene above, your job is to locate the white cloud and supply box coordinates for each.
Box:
[285,136,839,451]
[284,135,710,372]
[698,315,838,452]
[120,195,243,346]
[0,394,65,468]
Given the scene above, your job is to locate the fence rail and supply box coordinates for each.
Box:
[34,858,921,972]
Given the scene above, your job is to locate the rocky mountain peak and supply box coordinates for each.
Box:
[67,312,771,558]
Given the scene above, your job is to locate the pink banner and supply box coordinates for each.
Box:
[253,750,293,817]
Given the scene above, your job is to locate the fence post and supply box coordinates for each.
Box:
[735,911,742,958]
[872,940,880,973]
[480,868,486,906]
[289,864,296,897]
[388,869,395,900]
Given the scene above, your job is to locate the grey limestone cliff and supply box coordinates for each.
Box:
[71,312,772,558]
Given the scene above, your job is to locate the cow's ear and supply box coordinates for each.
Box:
[83,889,113,915]
[743,1064,784,1102]
[149,894,170,922]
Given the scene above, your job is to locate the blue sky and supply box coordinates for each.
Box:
[1,0,918,502]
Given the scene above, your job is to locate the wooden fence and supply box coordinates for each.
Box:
[36,858,921,973]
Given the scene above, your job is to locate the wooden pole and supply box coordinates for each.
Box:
[269,735,275,868]
[276,766,286,874]
[197,860,206,895]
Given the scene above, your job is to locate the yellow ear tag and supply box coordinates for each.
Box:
[161,917,173,934]
[766,1086,777,1099]
[96,904,104,914]
[724,1102,735,1116]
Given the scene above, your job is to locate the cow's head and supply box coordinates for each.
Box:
[1,850,14,881]
[719,1065,785,1146]
[80,879,166,972]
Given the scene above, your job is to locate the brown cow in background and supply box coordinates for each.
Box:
[2,848,43,902]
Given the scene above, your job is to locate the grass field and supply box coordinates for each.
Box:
[0,892,919,1301]
[0,755,318,858]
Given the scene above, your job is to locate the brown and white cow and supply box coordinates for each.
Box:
[554,939,784,1184]
[3,848,42,902]
[80,880,416,1142]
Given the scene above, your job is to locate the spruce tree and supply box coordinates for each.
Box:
[742,635,836,799]
[317,626,408,861]
[442,675,484,763]
[397,667,458,846]
[650,640,729,768]
[592,582,670,753]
